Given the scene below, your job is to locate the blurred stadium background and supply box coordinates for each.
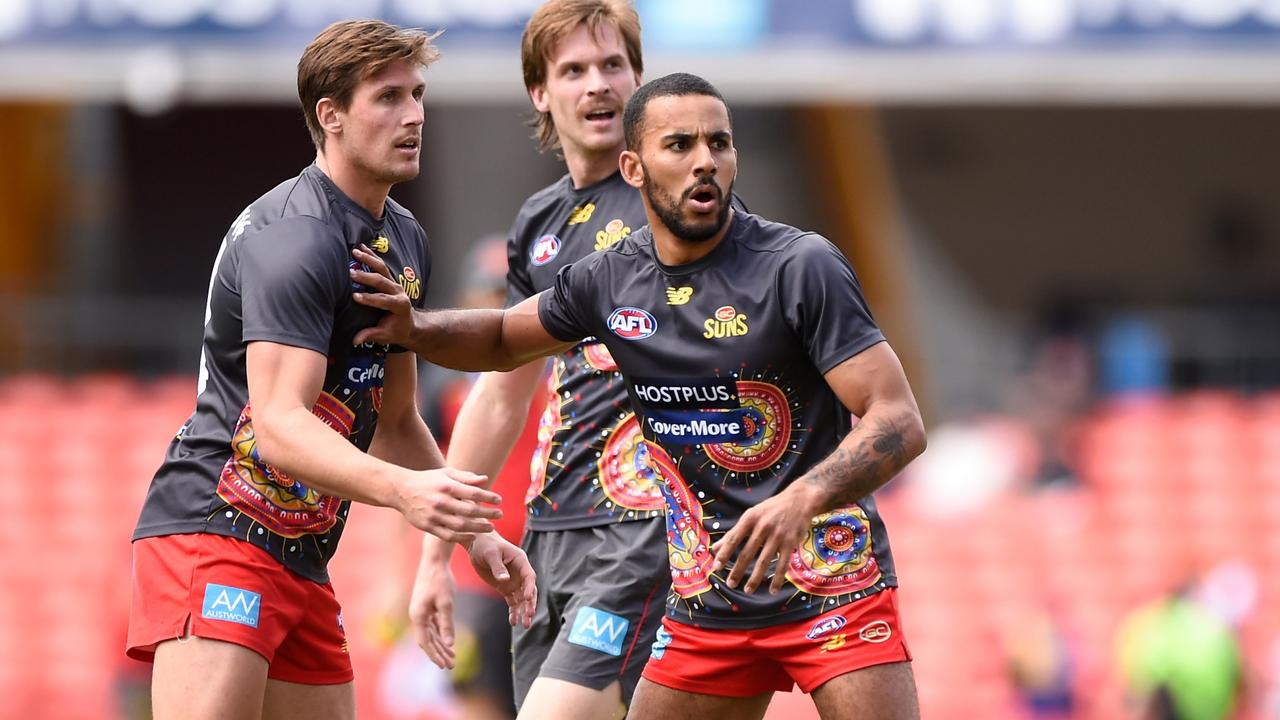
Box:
[2,0,1279,718]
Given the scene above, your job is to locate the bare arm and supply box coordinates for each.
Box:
[367,351,445,471]
[246,341,502,542]
[789,341,927,512]
[710,342,926,594]
[350,246,575,371]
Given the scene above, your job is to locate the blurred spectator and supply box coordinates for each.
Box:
[1004,303,1093,489]
[1098,313,1170,397]
[1116,582,1243,720]
[1002,605,1075,719]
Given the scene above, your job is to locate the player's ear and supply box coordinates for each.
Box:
[316,98,342,137]
[529,84,549,113]
[619,150,644,189]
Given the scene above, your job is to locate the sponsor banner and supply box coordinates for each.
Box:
[6,0,1280,48]
[644,408,753,445]
[630,376,739,410]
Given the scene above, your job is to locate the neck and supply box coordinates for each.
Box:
[565,144,624,189]
[650,210,735,267]
[315,151,390,218]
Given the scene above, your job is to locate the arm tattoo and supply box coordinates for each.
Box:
[805,416,911,507]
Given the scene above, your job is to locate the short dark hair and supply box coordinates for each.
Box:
[298,20,442,150]
[622,72,729,151]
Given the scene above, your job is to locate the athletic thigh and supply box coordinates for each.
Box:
[810,661,919,720]
[626,678,771,720]
[537,521,668,704]
[151,636,268,720]
[262,677,354,720]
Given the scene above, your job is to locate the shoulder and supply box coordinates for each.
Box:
[384,195,418,224]
[519,174,573,216]
[733,213,825,258]
[384,197,428,241]
[247,168,335,228]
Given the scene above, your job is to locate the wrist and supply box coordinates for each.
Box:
[420,532,454,565]
[786,478,830,518]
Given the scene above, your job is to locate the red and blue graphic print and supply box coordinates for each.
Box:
[787,506,882,596]
[216,394,351,538]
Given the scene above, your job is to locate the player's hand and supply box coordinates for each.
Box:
[396,467,503,544]
[710,485,821,595]
[351,245,415,347]
[409,555,457,669]
[467,532,538,629]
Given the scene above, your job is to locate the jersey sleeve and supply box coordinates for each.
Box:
[504,213,537,307]
[238,217,346,354]
[537,259,594,343]
[776,235,885,374]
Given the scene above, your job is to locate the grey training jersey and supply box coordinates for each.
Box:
[538,211,895,629]
[133,164,430,584]
[506,171,666,530]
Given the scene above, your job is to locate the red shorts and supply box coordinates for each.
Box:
[642,589,910,696]
[126,533,353,685]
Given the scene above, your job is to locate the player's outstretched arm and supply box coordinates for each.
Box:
[711,342,926,595]
[246,341,504,544]
[350,245,575,371]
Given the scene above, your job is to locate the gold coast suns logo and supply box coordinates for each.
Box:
[595,218,631,251]
[398,266,422,301]
[703,305,748,339]
[370,235,390,253]
[568,203,595,225]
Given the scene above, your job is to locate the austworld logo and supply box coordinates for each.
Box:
[531,234,561,266]
[806,615,847,641]
[608,307,657,340]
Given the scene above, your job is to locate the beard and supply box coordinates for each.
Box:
[641,163,732,243]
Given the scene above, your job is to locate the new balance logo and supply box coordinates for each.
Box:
[202,583,262,628]
[666,287,693,305]
[568,607,630,656]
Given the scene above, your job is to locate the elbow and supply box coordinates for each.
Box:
[249,407,290,468]
[903,408,927,462]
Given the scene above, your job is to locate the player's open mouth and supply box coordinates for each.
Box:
[585,109,616,124]
[687,185,720,212]
[395,139,419,153]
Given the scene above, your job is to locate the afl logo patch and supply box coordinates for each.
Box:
[806,615,847,641]
[608,307,657,340]
[531,234,561,266]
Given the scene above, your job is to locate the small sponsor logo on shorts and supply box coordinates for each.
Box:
[651,625,673,661]
[201,583,261,628]
[568,607,630,657]
[820,634,848,653]
[806,615,847,641]
[858,620,892,644]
